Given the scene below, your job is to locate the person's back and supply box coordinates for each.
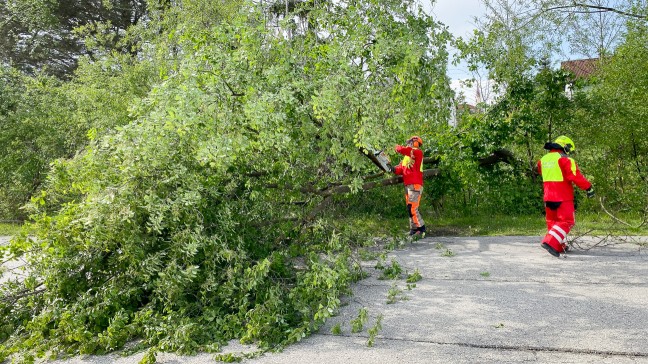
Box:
[539,150,591,202]
[536,136,594,257]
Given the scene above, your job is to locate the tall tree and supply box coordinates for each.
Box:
[569,18,648,209]
[456,0,645,89]
[0,0,250,221]
[563,0,628,58]
[0,0,147,78]
[454,0,648,214]
[0,67,76,220]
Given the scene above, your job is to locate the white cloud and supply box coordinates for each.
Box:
[419,1,491,104]
[450,78,477,105]
[425,0,483,39]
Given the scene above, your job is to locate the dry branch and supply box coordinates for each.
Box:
[545,3,647,19]
[599,197,647,229]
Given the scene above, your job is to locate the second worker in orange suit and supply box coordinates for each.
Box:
[393,136,426,237]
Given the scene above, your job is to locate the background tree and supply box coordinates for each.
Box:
[568,18,648,210]
[456,0,645,94]
[0,52,157,221]
[0,0,148,78]
[0,0,273,222]
[562,0,628,58]
[0,67,75,221]
[451,0,648,216]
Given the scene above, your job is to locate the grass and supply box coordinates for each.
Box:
[570,212,648,236]
[3,209,646,240]
[0,223,22,236]
[343,214,543,237]
[429,215,544,236]
[341,211,648,238]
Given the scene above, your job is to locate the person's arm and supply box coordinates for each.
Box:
[395,145,412,156]
[393,145,408,175]
[559,157,592,190]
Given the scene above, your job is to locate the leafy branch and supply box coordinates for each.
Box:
[0,284,45,305]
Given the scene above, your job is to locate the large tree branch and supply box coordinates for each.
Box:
[320,169,440,196]
[0,284,45,305]
[299,169,440,223]
[264,169,440,196]
[478,149,516,166]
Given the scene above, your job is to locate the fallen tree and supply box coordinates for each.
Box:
[0,0,455,361]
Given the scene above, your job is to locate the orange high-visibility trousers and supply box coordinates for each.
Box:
[405,184,425,230]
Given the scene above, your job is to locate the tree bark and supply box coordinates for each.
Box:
[320,169,440,196]
[477,149,516,166]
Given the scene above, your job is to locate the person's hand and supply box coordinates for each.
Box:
[586,187,595,199]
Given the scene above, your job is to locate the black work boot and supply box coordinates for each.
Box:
[416,225,426,238]
[541,242,560,257]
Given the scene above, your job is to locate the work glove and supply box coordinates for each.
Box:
[586,187,595,199]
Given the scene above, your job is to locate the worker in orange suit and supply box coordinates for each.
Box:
[393,136,426,237]
[537,136,594,257]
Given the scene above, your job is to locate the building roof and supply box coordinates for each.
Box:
[456,102,477,114]
[561,58,600,79]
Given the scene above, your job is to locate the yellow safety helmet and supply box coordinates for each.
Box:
[554,135,575,153]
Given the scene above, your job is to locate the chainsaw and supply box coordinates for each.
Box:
[361,148,393,172]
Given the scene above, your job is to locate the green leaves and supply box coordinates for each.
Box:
[568,24,648,210]
[0,0,148,78]
[0,0,457,359]
[0,68,75,220]
[350,307,369,333]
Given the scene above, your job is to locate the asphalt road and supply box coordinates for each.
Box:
[3,235,648,363]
